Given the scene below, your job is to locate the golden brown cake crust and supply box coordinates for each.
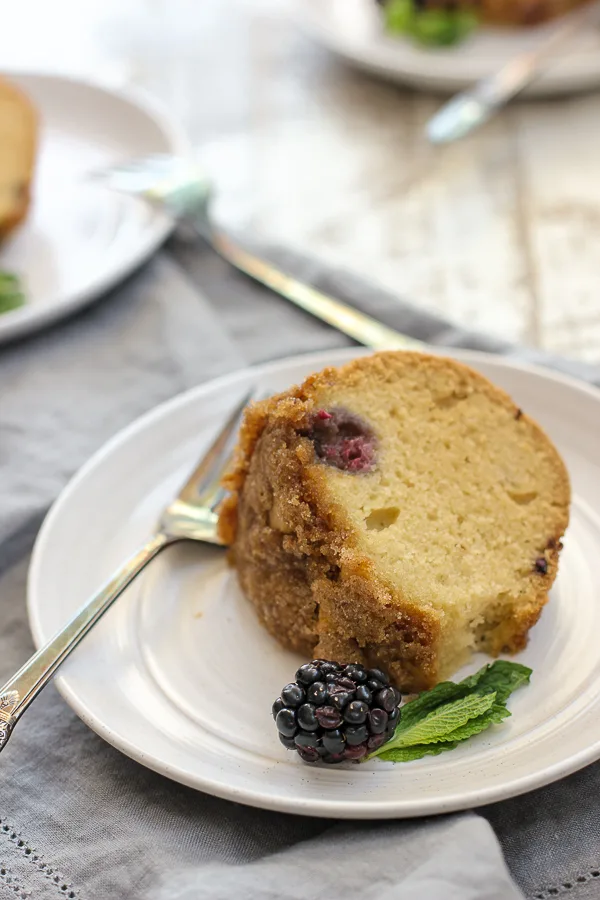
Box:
[0,184,32,240]
[0,77,37,240]
[219,352,570,692]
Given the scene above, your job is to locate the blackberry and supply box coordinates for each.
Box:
[272,697,285,720]
[322,729,345,755]
[329,689,352,711]
[306,682,328,706]
[322,752,345,764]
[295,731,319,750]
[344,664,367,684]
[296,664,321,685]
[344,701,369,724]
[281,683,305,708]
[273,659,401,764]
[297,703,319,732]
[345,724,368,746]
[375,687,397,713]
[275,708,297,738]
[355,685,372,704]
[298,746,320,763]
[344,742,368,761]
[367,732,387,752]
[368,708,388,734]
[368,668,388,683]
[315,706,342,729]
[388,708,400,731]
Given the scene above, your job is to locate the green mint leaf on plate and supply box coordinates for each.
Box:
[410,8,478,46]
[392,680,469,731]
[384,0,415,34]
[377,704,508,761]
[434,703,510,743]
[0,270,26,315]
[378,741,459,763]
[383,0,478,46]
[398,660,532,729]
[383,691,497,750]
[378,705,510,761]
[461,660,532,705]
[369,660,531,763]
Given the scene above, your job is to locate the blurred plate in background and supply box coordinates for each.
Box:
[289,0,600,95]
[0,72,190,344]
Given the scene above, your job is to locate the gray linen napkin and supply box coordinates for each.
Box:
[0,237,595,900]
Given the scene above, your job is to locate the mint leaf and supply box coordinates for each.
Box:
[384,0,414,34]
[0,292,25,314]
[378,705,509,760]
[0,271,25,314]
[409,8,478,46]
[378,742,458,763]
[368,660,531,763]
[0,271,19,287]
[384,661,530,736]
[384,691,496,749]
[435,703,510,742]
[461,660,532,704]
[393,681,468,730]
[383,0,478,46]
[380,706,510,760]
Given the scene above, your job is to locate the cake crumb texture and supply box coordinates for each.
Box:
[218,351,570,692]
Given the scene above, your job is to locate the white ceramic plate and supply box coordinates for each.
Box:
[289,0,600,95]
[28,347,600,818]
[0,72,190,344]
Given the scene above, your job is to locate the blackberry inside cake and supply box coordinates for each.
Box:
[218,352,570,693]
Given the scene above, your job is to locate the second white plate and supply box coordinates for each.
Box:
[28,348,600,818]
[290,0,600,95]
[0,72,190,343]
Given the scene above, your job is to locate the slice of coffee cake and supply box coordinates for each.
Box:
[219,352,570,692]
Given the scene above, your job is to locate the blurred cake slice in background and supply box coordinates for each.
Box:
[0,76,37,239]
[377,0,592,46]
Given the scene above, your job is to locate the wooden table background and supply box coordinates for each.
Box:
[4,0,600,361]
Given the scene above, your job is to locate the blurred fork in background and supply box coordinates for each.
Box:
[92,153,424,353]
[427,1,600,144]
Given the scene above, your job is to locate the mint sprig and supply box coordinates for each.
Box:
[388,691,497,748]
[369,660,531,763]
[383,0,479,47]
[461,659,532,704]
[0,270,25,315]
[379,742,459,763]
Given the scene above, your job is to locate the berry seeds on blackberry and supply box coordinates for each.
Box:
[273,660,401,764]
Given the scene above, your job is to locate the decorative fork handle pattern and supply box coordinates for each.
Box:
[0,532,172,752]
[211,231,424,353]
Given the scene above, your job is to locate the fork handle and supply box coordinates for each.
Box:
[209,230,423,353]
[0,531,173,752]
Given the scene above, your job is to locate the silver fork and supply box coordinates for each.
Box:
[91,154,423,353]
[0,389,253,753]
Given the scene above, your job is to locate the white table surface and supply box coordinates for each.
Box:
[3,0,600,361]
